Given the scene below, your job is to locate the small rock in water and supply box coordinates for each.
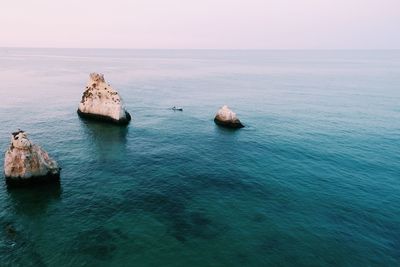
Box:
[3,130,61,186]
[5,223,16,237]
[214,105,244,129]
[77,73,131,125]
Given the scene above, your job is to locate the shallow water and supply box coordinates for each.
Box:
[0,49,399,266]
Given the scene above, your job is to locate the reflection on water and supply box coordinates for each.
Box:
[6,183,62,217]
[79,117,129,161]
[0,183,62,266]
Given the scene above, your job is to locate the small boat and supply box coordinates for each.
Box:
[171,106,183,111]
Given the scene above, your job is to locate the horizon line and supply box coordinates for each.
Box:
[1,46,400,51]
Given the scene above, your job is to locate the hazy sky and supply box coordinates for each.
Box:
[1,0,400,49]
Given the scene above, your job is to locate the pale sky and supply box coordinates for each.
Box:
[1,0,400,49]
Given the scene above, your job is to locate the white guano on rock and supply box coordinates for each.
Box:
[4,130,60,186]
[78,73,131,124]
[214,105,244,128]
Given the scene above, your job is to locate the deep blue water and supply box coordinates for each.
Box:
[0,49,399,266]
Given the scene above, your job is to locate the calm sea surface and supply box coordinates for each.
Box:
[0,49,399,266]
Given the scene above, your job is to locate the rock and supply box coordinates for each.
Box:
[214,105,244,129]
[5,223,16,237]
[77,73,131,125]
[4,130,61,186]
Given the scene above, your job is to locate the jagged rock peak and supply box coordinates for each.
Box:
[89,72,105,85]
[77,73,131,125]
[11,129,32,149]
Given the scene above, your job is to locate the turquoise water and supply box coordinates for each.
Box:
[0,49,399,266]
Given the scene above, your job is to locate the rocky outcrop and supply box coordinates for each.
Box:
[78,73,131,125]
[214,105,244,129]
[4,130,60,186]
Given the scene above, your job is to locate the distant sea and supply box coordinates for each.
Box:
[0,49,399,266]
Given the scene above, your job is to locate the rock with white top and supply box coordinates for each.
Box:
[214,105,244,129]
[4,130,61,186]
[77,73,131,125]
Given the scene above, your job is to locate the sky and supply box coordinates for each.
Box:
[1,0,400,49]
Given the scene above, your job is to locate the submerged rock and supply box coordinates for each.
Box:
[3,130,60,186]
[214,105,244,129]
[78,73,131,125]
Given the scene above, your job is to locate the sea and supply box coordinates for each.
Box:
[0,49,399,266]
